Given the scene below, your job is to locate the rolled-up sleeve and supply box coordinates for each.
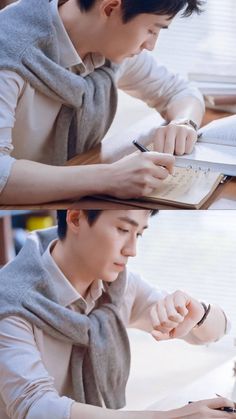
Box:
[116,50,205,114]
[0,316,74,419]
[121,271,168,332]
[0,70,24,194]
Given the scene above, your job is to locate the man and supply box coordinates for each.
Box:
[0,209,233,419]
[0,0,205,204]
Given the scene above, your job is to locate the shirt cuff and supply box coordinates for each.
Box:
[0,154,15,194]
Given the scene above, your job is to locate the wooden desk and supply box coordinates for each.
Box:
[1,110,235,210]
[68,146,236,210]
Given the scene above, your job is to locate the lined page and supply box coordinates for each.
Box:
[147,167,222,207]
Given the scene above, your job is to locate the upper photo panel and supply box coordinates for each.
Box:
[0,0,235,209]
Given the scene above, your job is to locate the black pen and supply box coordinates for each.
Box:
[132,140,150,152]
[188,401,236,413]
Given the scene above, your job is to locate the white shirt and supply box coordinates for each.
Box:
[0,0,204,193]
[0,239,168,419]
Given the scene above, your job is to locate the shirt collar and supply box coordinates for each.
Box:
[42,239,103,310]
[50,0,105,73]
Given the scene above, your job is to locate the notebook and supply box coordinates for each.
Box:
[143,166,223,209]
[175,115,236,176]
[94,167,223,209]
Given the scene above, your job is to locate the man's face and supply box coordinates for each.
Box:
[100,13,172,63]
[75,210,150,282]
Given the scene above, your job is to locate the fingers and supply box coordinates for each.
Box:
[146,152,175,175]
[185,131,197,154]
[110,151,175,199]
[150,291,189,340]
[153,125,197,156]
[182,398,236,418]
[207,397,236,411]
[173,291,189,317]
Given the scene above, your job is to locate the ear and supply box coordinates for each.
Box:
[100,0,122,18]
[66,210,83,232]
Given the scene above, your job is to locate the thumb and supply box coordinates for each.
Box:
[148,151,175,174]
[151,329,172,341]
[170,317,197,338]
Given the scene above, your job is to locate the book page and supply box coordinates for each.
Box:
[178,143,236,166]
[147,167,222,206]
[198,115,236,146]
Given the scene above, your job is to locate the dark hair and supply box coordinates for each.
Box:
[76,0,204,22]
[57,209,158,240]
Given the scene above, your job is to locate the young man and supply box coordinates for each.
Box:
[0,209,233,419]
[0,0,205,204]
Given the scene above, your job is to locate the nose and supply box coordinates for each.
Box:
[141,35,158,52]
[122,236,137,258]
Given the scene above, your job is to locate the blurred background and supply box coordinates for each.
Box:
[154,0,236,79]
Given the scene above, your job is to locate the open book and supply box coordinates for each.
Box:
[95,167,223,209]
[175,116,236,176]
[143,167,223,209]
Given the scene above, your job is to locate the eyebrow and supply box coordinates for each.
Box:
[154,23,169,29]
[117,217,148,230]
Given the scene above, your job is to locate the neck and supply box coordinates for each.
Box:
[58,0,102,60]
[51,239,95,298]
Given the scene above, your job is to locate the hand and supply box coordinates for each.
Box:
[150,290,205,341]
[106,151,175,199]
[162,397,236,419]
[153,123,197,155]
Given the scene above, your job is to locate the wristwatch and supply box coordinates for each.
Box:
[170,119,198,131]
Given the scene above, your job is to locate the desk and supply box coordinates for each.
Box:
[66,108,236,210]
[125,330,236,410]
[146,358,236,412]
[1,110,235,210]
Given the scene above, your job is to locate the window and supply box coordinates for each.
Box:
[154,1,236,79]
[128,210,236,339]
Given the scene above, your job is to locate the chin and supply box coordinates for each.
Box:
[103,273,119,283]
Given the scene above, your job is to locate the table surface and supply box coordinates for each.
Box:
[146,357,236,412]
[1,109,235,210]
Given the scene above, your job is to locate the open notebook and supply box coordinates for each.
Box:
[142,166,223,209]
[95,167,223,209]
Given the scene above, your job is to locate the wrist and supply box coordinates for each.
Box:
[195,302,211,328]
[74,164,111,196]
[168,118,198,131]
[96,163,114,195]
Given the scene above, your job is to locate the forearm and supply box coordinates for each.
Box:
[164,96,205,128]
[71,403,163,419]
[186,305,227,344]
[0,159,110,204]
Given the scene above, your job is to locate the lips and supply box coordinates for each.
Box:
[114,262,126,268]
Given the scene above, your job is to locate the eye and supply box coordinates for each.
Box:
[118,227,129,234]
[148,30,157,36]
[137,232,143,238]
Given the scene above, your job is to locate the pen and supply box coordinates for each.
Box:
[188,401,236,413]
[132,140,150,152]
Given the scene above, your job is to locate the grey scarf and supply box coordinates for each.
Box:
[0,0,118,163]
[0,228,131,409]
